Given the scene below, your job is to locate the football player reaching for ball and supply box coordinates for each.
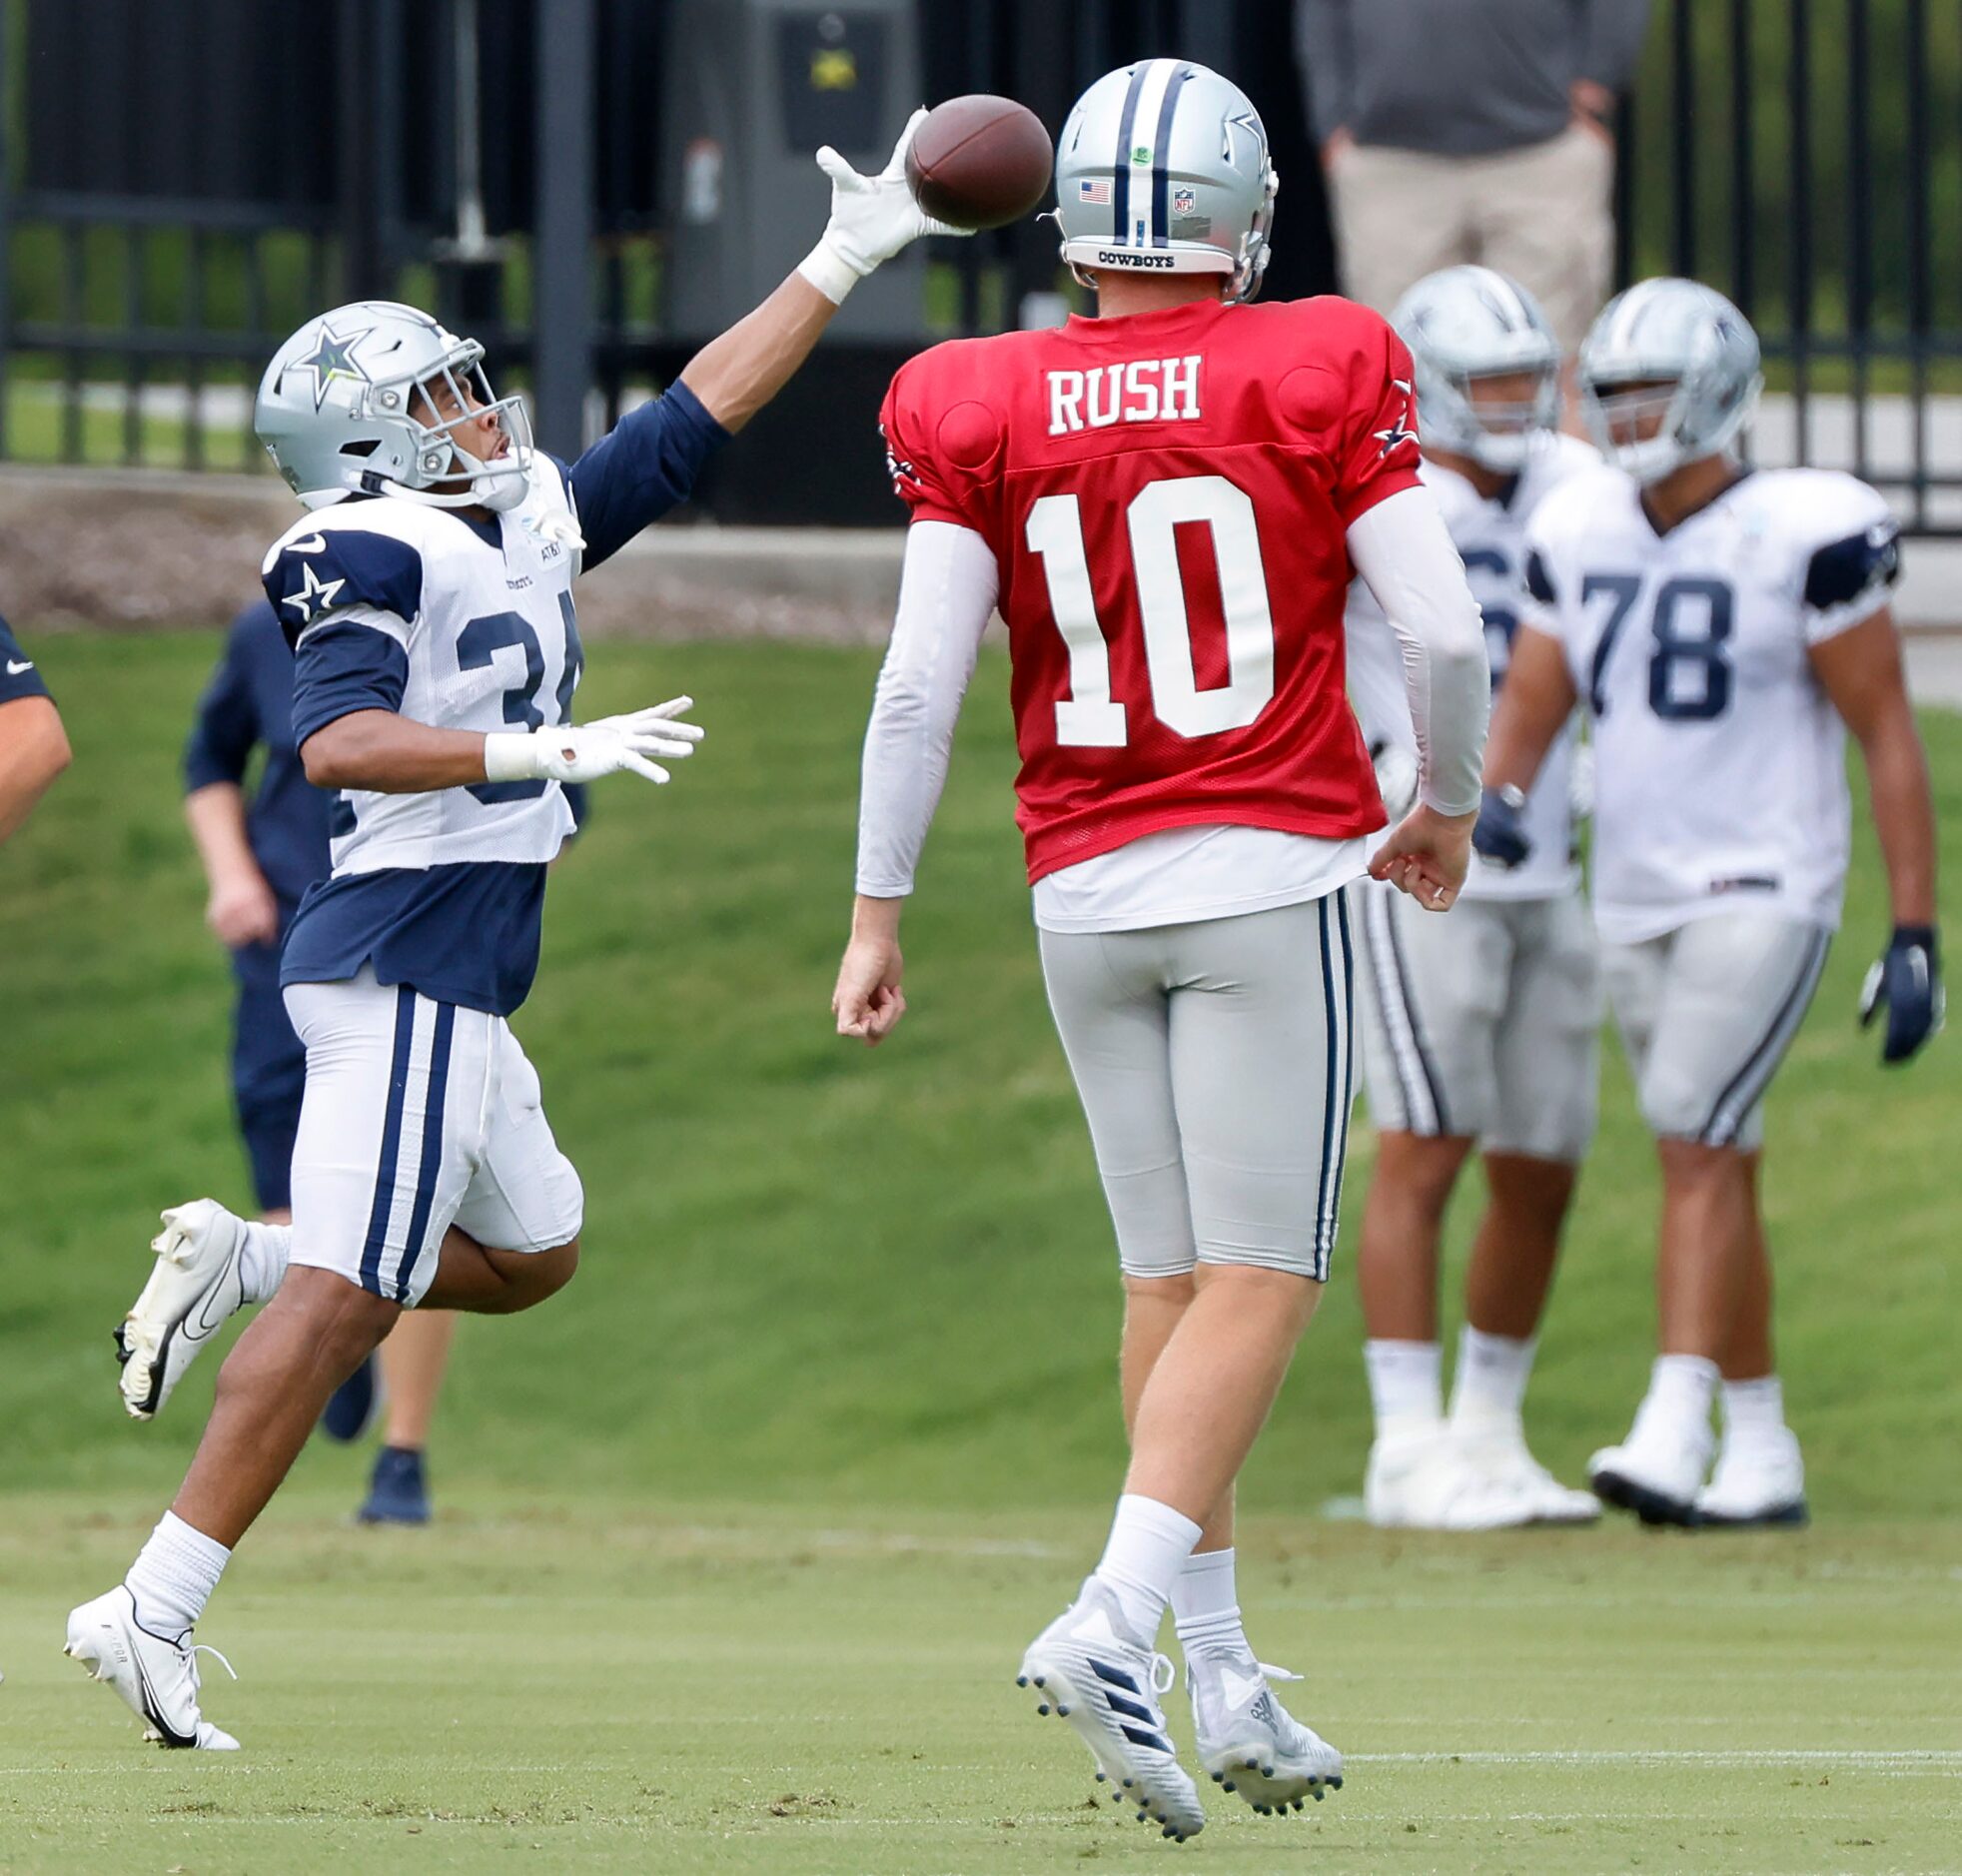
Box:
[1343,267,1604,1532]
[65,114,967,1753]
[832,62,1489,1836]
[1480,280,1942,1530]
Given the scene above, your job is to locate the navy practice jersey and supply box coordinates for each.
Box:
[0,615,51,704]
[264,381,723,1015]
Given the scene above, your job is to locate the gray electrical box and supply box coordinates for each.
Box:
[660,0,925,343]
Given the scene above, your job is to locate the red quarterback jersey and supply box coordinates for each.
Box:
[879,294,1422,884]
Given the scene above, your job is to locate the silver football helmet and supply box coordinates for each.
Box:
[1053,60,1278,302]
[1394,266,1561,472]
[1578,279,1763,483]
[255,301,534,511]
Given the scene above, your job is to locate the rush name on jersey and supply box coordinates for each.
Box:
[262,459,585,1013]
[1523,465,1900,942]
[1347,430,1598,900]
[880,295,1423,881]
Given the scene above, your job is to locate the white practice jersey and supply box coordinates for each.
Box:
[265,459,584,876]
[1522,465,1900,943]
[1347,431,1596,900]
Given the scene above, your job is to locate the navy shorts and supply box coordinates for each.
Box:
[233,941,307,1213]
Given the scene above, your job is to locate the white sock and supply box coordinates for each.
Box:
[1091,1493,1202,1642]
[1630,1354,1719,1445]
[1450,1326,1536,1424]
[238,1220,292,1306]
[1719,1376,1787,1447]
[1171,1546,1250,1660]
[125,1511,231,1639]
[1365,1339,1443,1433]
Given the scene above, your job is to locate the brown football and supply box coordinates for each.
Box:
[904,95,1054,232]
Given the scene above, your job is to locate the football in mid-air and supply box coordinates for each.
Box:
[904,95,1053,231]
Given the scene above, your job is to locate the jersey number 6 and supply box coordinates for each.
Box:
[1026,473,1276,746]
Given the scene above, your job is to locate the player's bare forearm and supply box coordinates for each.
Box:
[834,892,908,1046]
[1811,607,1938,926]
[300,710,491,794]
[677,275,838,437]
[1482,624,1576,793]
[0,694,72,844]
[185,783,262,891]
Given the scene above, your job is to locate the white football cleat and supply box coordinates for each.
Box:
[1187,1650,1343,1815]
[115,1200,251,1420]
[1588,1415,1713,1527]
[64,1586,239,1749]
[1453,1415,1601,1526]
[1017,1578,1206,1842]
[1365,1427,1533,1531]
[1696,1428,1809,1527]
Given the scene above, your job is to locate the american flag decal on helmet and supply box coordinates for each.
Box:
[1078,178,1112,205]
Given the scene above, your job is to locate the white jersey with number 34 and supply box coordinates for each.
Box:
[1522,465,1900,943]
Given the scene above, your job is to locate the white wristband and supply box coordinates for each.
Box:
[483,731,541,783]
[796,239,860,306]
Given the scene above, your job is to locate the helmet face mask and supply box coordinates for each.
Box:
[1393,266,1562,471]
[1052,61,1279,305]
[256,301,536,512]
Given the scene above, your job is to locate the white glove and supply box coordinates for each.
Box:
[485,697,703,787]
[796,108,972,305]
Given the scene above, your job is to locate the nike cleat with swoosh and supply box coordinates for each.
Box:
[65,1586,239,1749]
[114,1200,251,1420]
[1188,1650,1343,1815]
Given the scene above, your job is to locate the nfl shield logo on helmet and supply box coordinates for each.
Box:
[1173,187,1196,215]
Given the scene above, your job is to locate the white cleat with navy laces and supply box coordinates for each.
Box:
[64,1586,240,1750]
[1187,1649,1344,1815]
[1017,1578,1206,1841]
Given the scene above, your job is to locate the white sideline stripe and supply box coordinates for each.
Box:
[1352,1749,1962,1767]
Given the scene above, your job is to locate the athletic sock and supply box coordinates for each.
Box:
[1630,1354,1719,1445]
[1090,1493,1202,1642]
[1449,1326,1536,1425]
[1171,1545,1251,1660]
[1718,1375,1788,1448]
[125,1511,231,1639]
[1364,1339,1443,1435]
[238,1220,292,1306]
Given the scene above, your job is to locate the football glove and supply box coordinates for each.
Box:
[485,697,703,787]
[797,108,972,304]
[1369,739,1420,824]
[1472,783,1531,869]
[1858,924,1944,1064]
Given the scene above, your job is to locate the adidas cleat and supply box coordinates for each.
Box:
[115,1200,252,1420]
[65,1586,239,1749]
[1017,1578,1205,1842]
[1188,1650,1343,1815]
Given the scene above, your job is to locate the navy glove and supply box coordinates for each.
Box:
[1858,924,1944,1064]
[1472,784,1530,869]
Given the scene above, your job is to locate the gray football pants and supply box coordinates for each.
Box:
[1037,894,1356,1283]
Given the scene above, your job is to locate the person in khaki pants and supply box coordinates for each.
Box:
[1298,0,1648,358]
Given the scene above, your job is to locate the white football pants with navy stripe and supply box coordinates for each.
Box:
[283,967,584,1306]
[1602,911,1832,1152]
[1037,894,1355,1283]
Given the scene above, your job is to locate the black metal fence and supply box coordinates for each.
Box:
[2,0,1958,530]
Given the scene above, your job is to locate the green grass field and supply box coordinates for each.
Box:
[2,632,1959,1872]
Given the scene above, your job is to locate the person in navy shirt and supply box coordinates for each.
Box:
[1,614,71,845]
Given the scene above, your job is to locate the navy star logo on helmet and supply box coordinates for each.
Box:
[287,324,373,413]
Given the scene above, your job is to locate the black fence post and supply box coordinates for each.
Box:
[533,0,593,460]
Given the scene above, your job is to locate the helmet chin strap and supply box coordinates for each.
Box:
[456,443,530,511]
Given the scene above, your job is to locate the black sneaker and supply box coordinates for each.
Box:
[320,1354,380,1442]
[357,1445,431,1525]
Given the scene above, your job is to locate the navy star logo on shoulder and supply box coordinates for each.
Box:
[281,559,347,626]
[1376,377,1418,458]
[286,323,372,412]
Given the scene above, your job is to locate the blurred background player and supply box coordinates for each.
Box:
[1481,279,1942,1527]
[1298,0,1647,374]
[1344,266,1601,1530]
[66,116,967,1752]
[184,597,490,1525]
[834,60,1488,1836]
[0,614,71,845]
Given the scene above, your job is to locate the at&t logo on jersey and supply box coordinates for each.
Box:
[1048,356,1202,437]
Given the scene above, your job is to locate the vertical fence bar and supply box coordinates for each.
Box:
[61,223,84,462]
[0,12,11,460]
[1905,0,1930,529]
[1670,0,1696,276]
[185,228,206,472]
[1788,0,1811,469]
[1612,84,1635,289]
[122,226,142,465]
[1848,0,1871,484]
[533,0,594,458]
[1728,0,1753,316]
[243,232,267,471]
